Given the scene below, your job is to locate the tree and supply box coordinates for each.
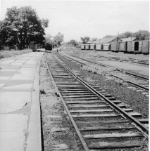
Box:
[118,32,132,38]
[103,35,113,38]
[69,39,78,46]
[133,30,149,40]
[80,36,90,44]
[0,6,49,49]
[92,38,97,41]
[118,30,149,40]
[53,32,64,46]
[45,34,57,48]
[123,32,132,38]
[45,34,53,44]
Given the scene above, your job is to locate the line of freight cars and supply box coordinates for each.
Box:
[81,41,149,54]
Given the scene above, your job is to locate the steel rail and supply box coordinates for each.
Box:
[44,55,90,151]
[54,55,148,139]
[61,54,86,66]
[96,55,149,66]
[111,74,149,91]
[127,81,149,91]
[117,69,149,80]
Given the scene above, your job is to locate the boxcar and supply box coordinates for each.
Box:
[127,42,133,53]
[102,43,111,51]
[96,44,102,51]
[111,41,119,52]
[85,44,90,50]
[90,44,95,50]
[142,40,149,54]
[132,41,142,53]
[119,42,127,52]
[81,44,85,50]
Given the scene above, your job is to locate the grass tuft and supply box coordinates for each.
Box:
[40,89,46,94]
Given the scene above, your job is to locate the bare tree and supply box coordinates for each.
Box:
[80,36,90,44]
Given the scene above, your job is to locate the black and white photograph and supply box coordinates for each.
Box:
[0,0,149,150]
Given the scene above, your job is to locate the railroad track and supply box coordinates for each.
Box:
[110,72,149,92]
[96,55,149,66]
[59,53,149,95]
[45,53,148,151]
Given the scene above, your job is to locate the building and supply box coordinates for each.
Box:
[100,36,122,51]
[121,37,137,42]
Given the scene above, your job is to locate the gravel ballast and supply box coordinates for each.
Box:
[40,54,82,151]
[41,51,148,151]
[55,51,148,119]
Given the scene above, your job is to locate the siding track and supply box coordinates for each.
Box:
[96,55,149,66]
[45,53,148,151]
[59,53,149,95]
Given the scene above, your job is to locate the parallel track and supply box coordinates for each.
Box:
[45,53,148,151]
[59,53,149,93]
[96,55,149,66]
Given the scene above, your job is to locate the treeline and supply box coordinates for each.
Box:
[68,39,81,48]
[0,6,49,50]
[103,30,150,40]
[45,33,64,49]
[76,30,149,44]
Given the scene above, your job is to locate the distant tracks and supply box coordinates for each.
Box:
[60,53,149,94]
[96,55,149,66]
[44,53,148,151]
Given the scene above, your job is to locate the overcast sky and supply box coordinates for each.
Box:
[0,0,149,41]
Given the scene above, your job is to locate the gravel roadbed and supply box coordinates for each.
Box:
[40,54,82,151]
[61,47,149,65]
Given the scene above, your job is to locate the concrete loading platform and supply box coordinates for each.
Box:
[0,52,44,151]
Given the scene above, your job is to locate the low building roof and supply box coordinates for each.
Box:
[92,40,100,44]
[87,41,93,44]
[121,37,136,42]
[100,36,120,44]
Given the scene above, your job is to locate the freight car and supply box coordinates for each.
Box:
[80,38,149,55]
[111,41,120,52]
[102,43,111,51]
[89,44,95,50]
[142,40,149,54]
[126,42,133,53]
[119,42,127,52]
[81,44,85,50]
[84,44,90,50]
[95,43,102,51]
[132,41,142,54]
[125,41,146,54]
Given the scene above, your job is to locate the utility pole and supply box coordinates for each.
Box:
[117,31,119,50]
[131,32,133,53]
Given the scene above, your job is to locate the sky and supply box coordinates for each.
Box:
[0,0,149,42]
